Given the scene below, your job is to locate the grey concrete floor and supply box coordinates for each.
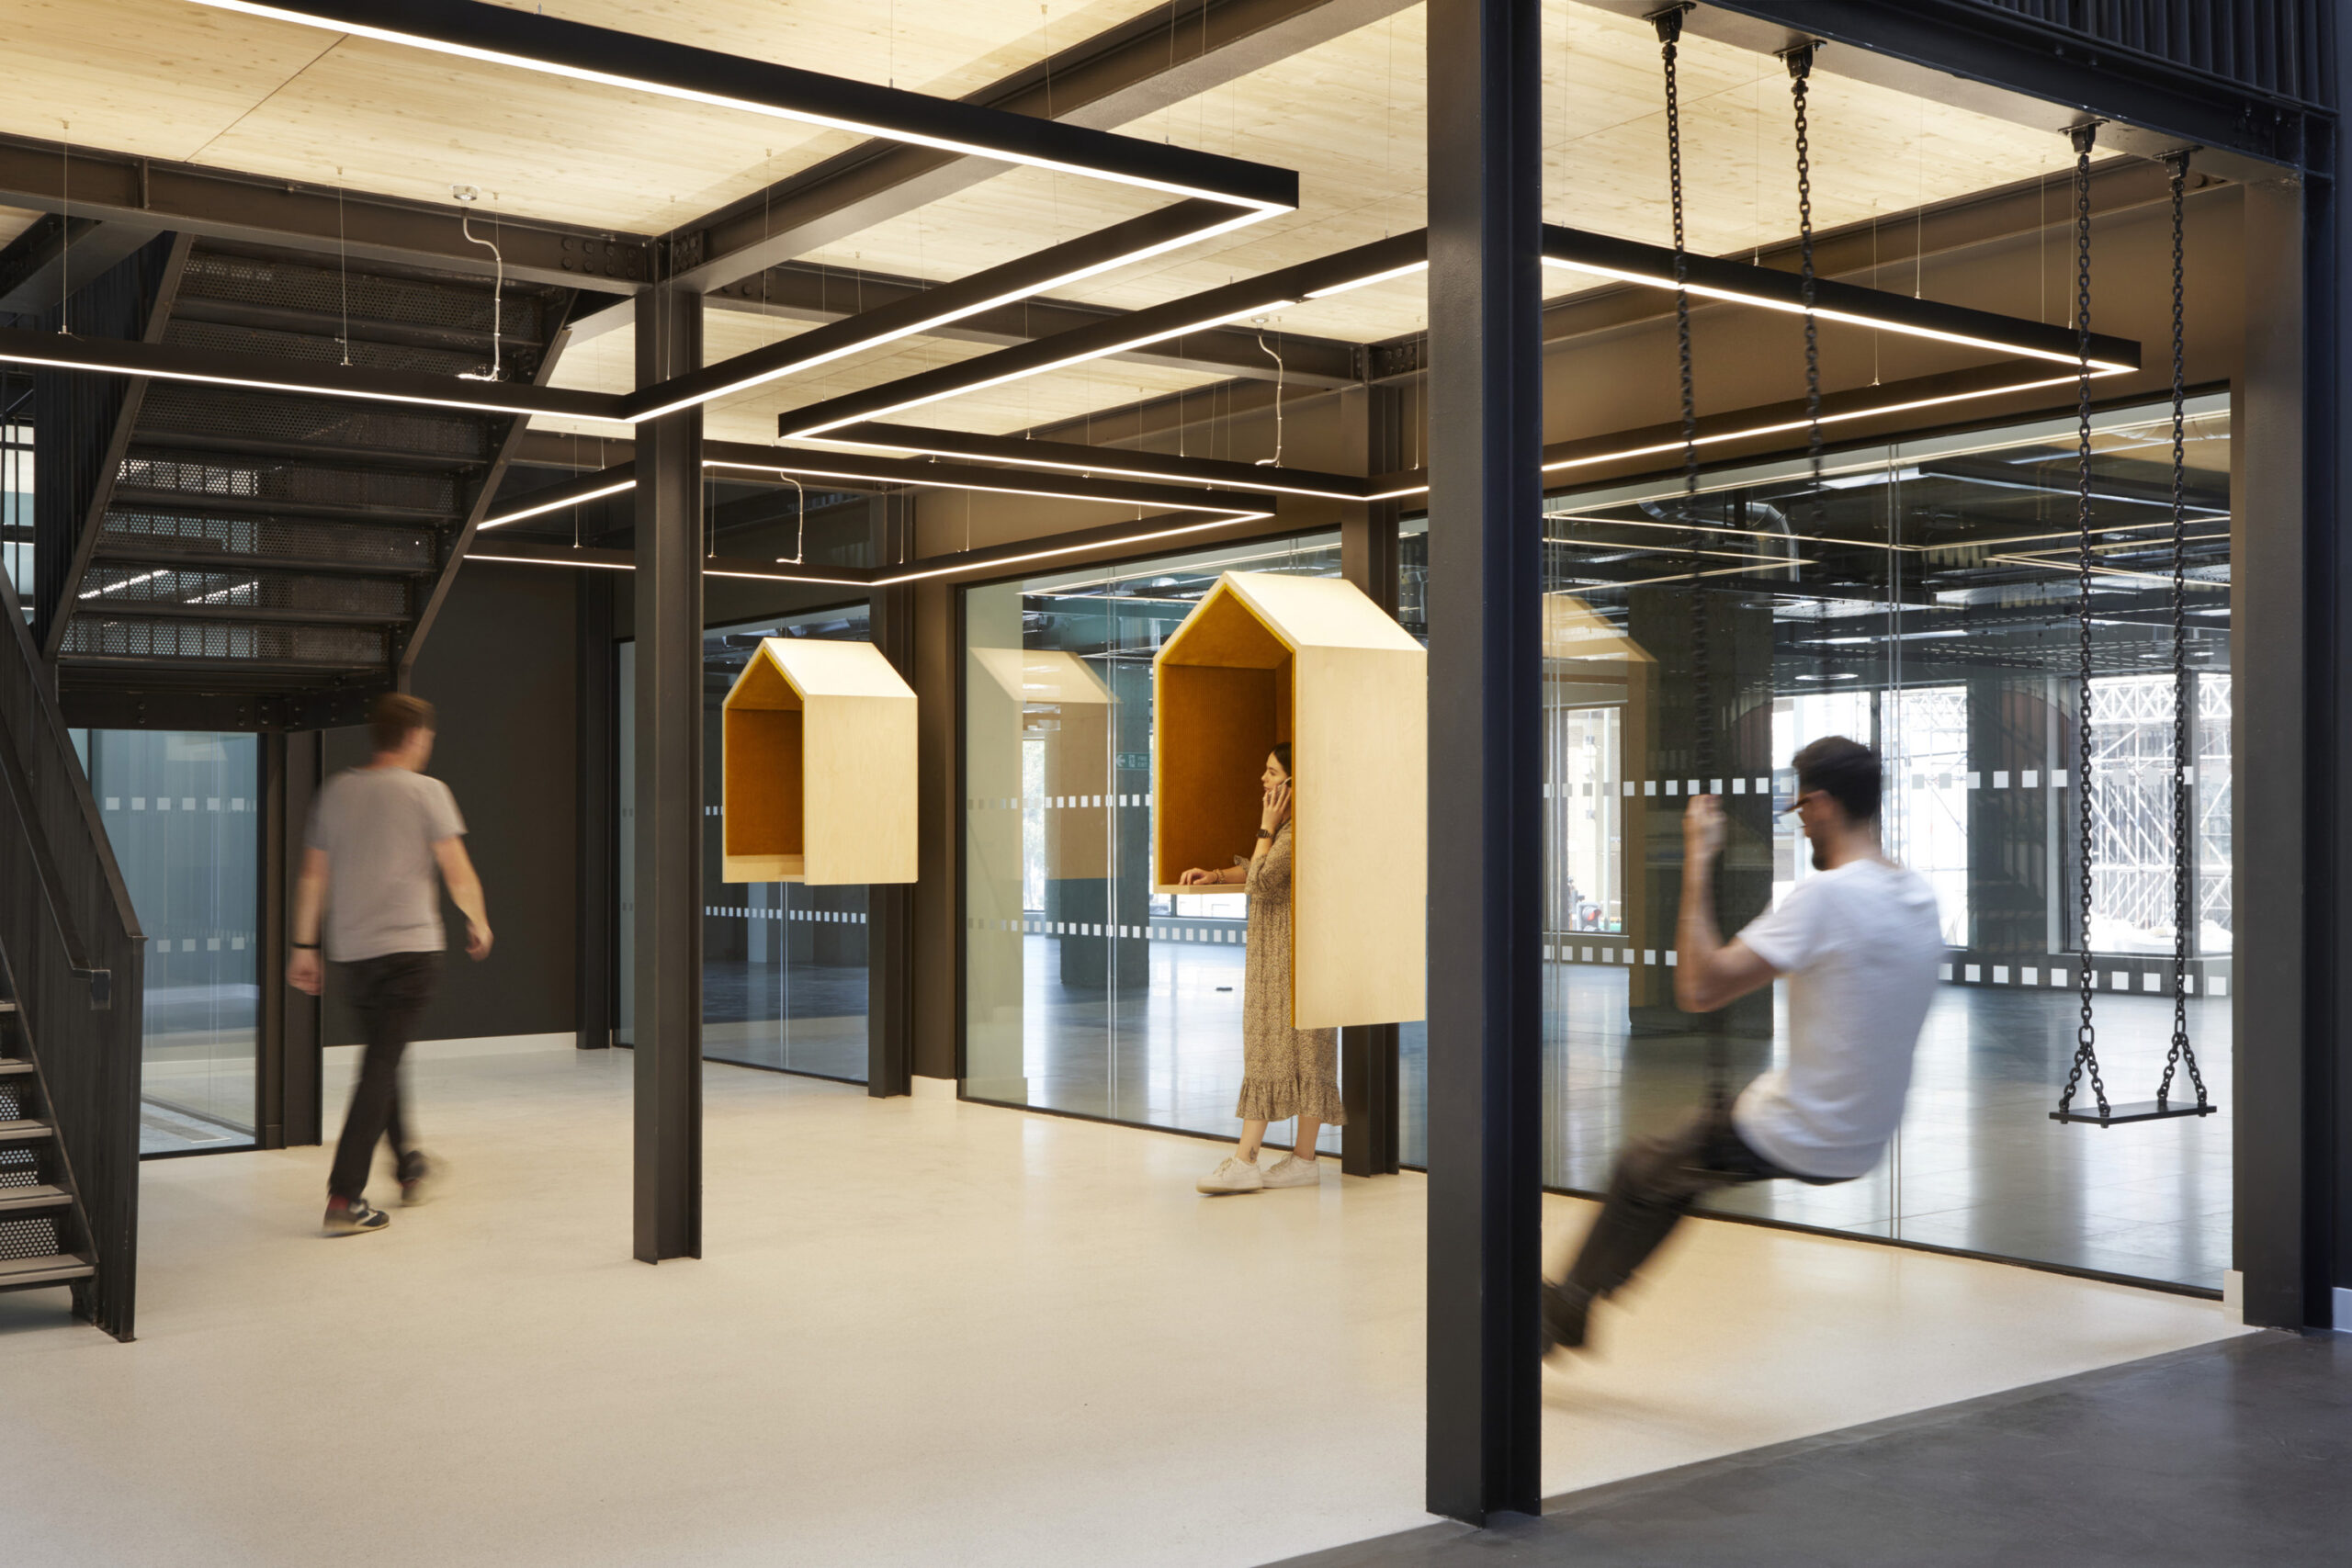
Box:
[1265,1330,2348,1568]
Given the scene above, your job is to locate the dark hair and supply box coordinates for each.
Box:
[369,693,436,754]
[1792,735,1880,822]
[1270,741,1293,777]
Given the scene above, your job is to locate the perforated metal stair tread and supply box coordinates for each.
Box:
[132,430,490,472]
[63,602,413,628]
[0,1119,57,1141]
[89,543,439,578]
[0,1253,96,1289]
[107,487,464,527]
[0,1185,70,1214]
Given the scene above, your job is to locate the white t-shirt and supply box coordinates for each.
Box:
[1729,859,1943,1179]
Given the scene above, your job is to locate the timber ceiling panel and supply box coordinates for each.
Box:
[0,0,1169,231]
[792,2,2077,347]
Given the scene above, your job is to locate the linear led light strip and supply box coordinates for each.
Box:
[483,457,1274,531]
[1361,371,2123,504]
[1982,552,2230,589]
[0,325,629,423]
[186,2,1293,214]
[810,426,1370,502]
[627,204,1278,423]
[473,512,1257,588]
[703,457,1270,523]
[1537,225,2140,374]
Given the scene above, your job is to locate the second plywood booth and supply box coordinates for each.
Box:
[1153,571,1427,1030]
[721,637,918,885]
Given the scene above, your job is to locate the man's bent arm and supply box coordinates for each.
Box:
[1675,843,1778,1013]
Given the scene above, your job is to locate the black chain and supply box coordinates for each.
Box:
[1787,45,1822,514]
[2156,150,2210,1112]
[2059,122,2108,1121]
[1656,3,1722,1107]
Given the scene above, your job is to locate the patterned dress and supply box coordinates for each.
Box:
[1235,820,1344,1124]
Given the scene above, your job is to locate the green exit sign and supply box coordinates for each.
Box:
[1115,752,1150,772]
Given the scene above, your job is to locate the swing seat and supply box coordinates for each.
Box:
[2050,1099,2219,1126]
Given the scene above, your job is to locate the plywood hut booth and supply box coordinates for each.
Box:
[721,637,917,885]
[1153,571,1427,1029]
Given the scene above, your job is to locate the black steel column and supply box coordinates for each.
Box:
[1424,0,1544,1524]
[1343,383,1405,1179]
[576,569,617,1051]
[867,493,915,1096]
[266,728,323,1146]
[633,282,703,1263]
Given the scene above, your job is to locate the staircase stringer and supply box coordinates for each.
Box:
[398,287,582,686]
[40,232,196,664]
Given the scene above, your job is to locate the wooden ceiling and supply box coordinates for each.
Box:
[6,1,2083,442]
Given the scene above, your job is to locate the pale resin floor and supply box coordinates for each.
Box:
[0,1039,2243,1568]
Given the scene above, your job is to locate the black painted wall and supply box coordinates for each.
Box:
[322,561,578,1045]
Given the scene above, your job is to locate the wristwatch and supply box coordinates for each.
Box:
[1256,828,1273,839]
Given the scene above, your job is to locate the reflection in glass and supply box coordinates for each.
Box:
[1521,396,2233,1288]
[75,729,261,1153]
[963,534,1346,1152]
[617,604,874,1081]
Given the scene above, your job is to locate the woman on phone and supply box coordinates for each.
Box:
[1179,743,1343,1193]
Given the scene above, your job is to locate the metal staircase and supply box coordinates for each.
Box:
[34,235,578,730]
[0,993,97,1297]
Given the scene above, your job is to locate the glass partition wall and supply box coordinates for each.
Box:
[963,532,1347,1147]
[1523,396,2233,1291]
[74,728,263,1154]
[619,603,874,1081]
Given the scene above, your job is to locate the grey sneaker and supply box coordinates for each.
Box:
[1197,1156,1264,1195]
[1261,1154,1322,1189]
[323,1197,390,1236]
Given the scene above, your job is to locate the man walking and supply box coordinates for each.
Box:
[289,694,492,1236]
[1543,736,1942,1351]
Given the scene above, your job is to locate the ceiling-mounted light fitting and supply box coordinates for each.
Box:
[1539,224,2141,373]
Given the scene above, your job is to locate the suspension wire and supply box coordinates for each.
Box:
[334,169,352,366]
[2058,121,2109,1121]
[2157,148,2210,1113]
[1784,44,1823,517]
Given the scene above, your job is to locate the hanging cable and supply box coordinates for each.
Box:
[1255,325,1285,467]
[2058,121,2109,1122]
[334,170,352,366]
[2157,148,2210,1115]
[456,193,504,382]
[776,473,808,565]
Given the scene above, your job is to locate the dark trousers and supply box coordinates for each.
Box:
[1560,1099,1848,1302]
[328,952,441,1201]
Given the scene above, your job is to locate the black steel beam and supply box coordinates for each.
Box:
[632,282,704,1265]
[0,131,649,291]
[669,0,1411,294]
[0,216,166,315]
[868,499,916,1099]
[699,260,1362,386]
[1423,0,1544,1525]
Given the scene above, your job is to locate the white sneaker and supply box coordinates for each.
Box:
[1197,1156,1264,1195]
[1261,1155,1321,1189]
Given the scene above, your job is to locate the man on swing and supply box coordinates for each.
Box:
[1543,736,1944,1353]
